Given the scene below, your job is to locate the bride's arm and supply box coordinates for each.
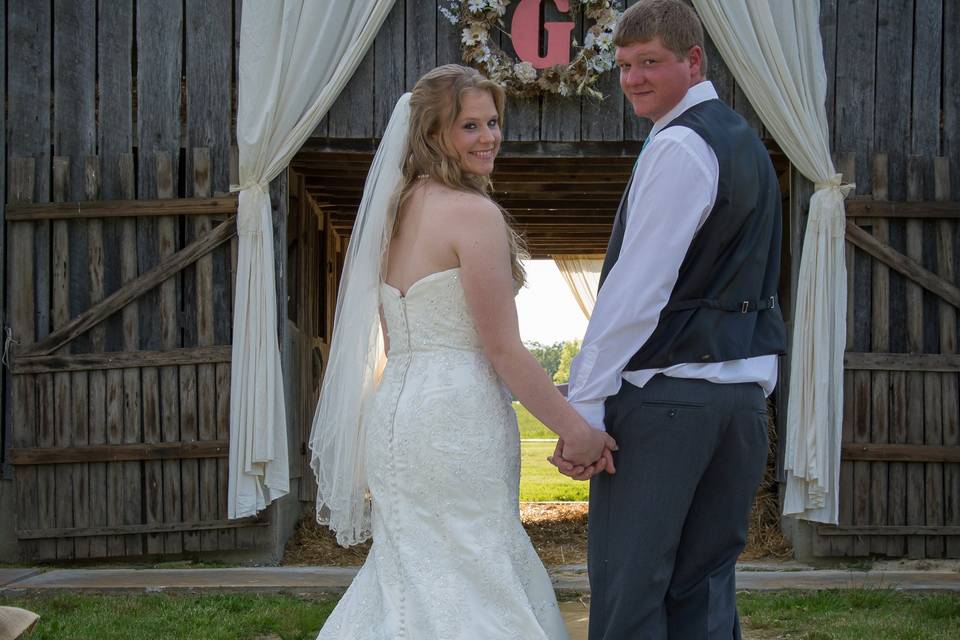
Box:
[450,195,616,467]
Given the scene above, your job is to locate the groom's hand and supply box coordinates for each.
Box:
[547,439,616,481]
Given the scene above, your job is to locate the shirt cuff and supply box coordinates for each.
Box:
[569,399,606,431]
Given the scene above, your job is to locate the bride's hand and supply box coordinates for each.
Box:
[548,438,617,481]
[558,426,617,468]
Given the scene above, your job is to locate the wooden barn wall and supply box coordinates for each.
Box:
[811,1,960,557]
[316,0,766,144]
[0,0,276,561]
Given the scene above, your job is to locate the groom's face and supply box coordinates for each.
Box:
[616,37,702,122]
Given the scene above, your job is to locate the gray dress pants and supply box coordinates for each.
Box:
[587,375,768,640]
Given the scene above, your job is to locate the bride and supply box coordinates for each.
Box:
[310,64,616,640]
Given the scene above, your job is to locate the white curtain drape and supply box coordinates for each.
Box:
[691,0,853,523]
[230,0,397,519]
[553,255,603,319]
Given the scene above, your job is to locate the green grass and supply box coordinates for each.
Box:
[514,402,557,439]
[515,402,590,501]
[1,593,337,640]
[738,590,960,639]
[3,591,958,639]
[520,440,590,501]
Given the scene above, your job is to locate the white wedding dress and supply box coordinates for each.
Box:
[317,267,568,640]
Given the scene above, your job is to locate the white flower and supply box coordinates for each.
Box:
[513,61,537,83]
[477,45,493,63]
[461,24,489,45]
[596,32,613,51]
[467,0,489,13]
[584,31,596,49]
[558,82,570,96]
[439,5,459,25]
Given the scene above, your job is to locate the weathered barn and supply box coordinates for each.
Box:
[0,0,957,563]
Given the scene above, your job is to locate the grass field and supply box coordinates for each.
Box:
[514,401,556,439]
[3,591,958,639]
[520,440,590,501]
[515,403,590,502]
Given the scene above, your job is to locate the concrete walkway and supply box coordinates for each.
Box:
[2,564,959,596]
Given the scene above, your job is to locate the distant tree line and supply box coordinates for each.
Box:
[525,339,582,384]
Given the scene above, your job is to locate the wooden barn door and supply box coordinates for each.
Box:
[811,153,960,558]
[6,152,269,560]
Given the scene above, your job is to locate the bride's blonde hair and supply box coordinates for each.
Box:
[393,64,527,286]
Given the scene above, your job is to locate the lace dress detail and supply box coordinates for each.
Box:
[317,268,568,640]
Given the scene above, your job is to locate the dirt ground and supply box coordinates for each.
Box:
[282,500,791,567]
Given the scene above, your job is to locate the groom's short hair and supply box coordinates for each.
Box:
[613,0,708,76]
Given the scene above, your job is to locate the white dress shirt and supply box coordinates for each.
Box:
[567,81,779,431]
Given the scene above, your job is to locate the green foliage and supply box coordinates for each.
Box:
[519,441,590,501]
[525,340,564,380]
[553,339,582,384]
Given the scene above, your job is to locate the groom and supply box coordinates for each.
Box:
[550,1,786,638]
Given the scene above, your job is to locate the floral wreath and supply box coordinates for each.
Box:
[440,0,621,99]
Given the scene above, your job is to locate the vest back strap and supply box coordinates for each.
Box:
[664,294,778,314]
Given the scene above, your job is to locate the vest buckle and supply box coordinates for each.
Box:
[741,301,750,314]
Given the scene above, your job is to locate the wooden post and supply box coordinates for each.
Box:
[869,154,890,556]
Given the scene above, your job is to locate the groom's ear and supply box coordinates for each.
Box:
[687,45,704,79]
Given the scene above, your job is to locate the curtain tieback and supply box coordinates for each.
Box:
[814,173,855,196]
[231,180,270,236]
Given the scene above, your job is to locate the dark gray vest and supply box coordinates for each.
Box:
[600,98,786,370]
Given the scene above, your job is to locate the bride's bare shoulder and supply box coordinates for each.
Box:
[422,184,503,230]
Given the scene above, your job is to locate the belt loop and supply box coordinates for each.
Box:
[741,301,749,314]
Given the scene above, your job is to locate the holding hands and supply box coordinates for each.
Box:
[548,424,617,482]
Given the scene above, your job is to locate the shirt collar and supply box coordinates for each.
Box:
[649,80,718,139]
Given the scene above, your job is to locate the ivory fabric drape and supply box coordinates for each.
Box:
[553,255,604,319]
[691,0,853,523]
[229,0,397,519]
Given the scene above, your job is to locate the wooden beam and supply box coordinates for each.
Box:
[846,221,960,308]
[845,199,960,219]
[12,345,232,374]
[11,440,229,465]
[20,216,237,357]
[17,517,266,540]
[816,525,960,536]
[842,443,960,463]
[5,194,237,221]
[844,352,960,371]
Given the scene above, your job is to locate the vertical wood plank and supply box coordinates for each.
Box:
[936,158,960,558]
[874,0,912,202]
[194,149,220,551]
[8,159,43,559]
[51,158,75,560]
[328,39,375,137]
[406,0,437,87]
[582,1,624,141]
[819,0,838,145]
[835,193,856,557]
[869,154,889,556]
[834,0,877,195]
[911,0,942,199]
[179,331,201,554]
[154,153,179,555]
[216,362,235,550]
[0,0,5,482]
[374,0,406,138]
[120,159,143,558]
[946,0,960,201]
[84,157,107,558]
[905,157,926,558]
